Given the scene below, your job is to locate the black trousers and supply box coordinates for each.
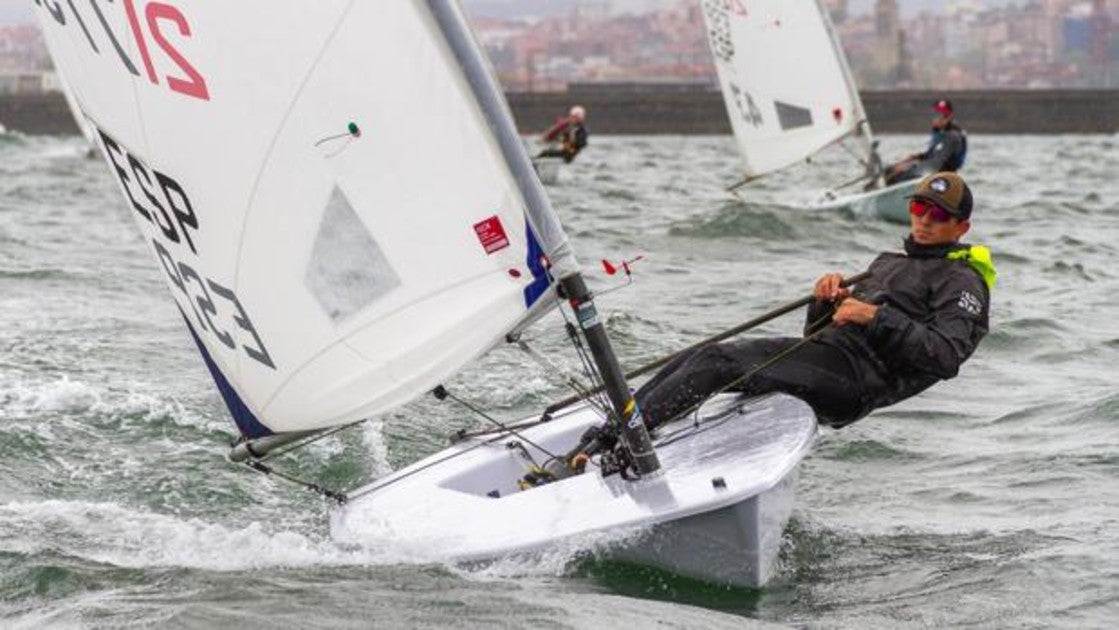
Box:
[536,148,576,163]
[634,338,868,429]
[885,162,922,186]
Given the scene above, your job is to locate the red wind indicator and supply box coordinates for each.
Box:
[602,254,645,276]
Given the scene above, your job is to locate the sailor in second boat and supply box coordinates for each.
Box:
[883,99,968,186]
[536,105,589,164]
[558,172,995,471]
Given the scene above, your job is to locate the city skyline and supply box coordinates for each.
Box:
[468,0,1116,90]
[3,1,1116,90]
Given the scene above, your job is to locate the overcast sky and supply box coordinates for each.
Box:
[0,1,32,25]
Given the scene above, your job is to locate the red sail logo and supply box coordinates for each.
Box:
[474,216,510,255]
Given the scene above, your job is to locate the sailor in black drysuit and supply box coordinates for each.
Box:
[884,99,968,186]
[635,172,995,430]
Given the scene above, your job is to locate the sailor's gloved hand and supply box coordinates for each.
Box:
[578,423,619,454]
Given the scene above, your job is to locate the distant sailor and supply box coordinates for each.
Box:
[625,172,993,437]
[883,99,968,186]
[536,105,589,164]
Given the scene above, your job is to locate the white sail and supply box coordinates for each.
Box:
[701,0,872,179]
[33,0,572,438]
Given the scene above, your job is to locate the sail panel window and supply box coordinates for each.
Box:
[775,101,814,130]
[305,186,400,322]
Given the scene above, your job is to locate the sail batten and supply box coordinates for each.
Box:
[34,0,572,437]
[231,3,357,309]
[701,0,871,179]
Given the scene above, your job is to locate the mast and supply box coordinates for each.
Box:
[816,0,877,166]
[426,0,660,475]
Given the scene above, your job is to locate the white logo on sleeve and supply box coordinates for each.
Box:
[958,290,982,315]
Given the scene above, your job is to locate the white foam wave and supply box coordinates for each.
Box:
[0,375,220,433]
[3,608,85,630]
[332,503,650,581]
[0,500,400,572]
[0,376,101,417]
[96,388,216,430]
[0,498,643,580]
[362,420,393,478]
[38,139,91,161]
[458,526,648,581]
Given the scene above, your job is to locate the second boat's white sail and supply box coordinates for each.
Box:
[33,1,572,438]
[701,0,871,180]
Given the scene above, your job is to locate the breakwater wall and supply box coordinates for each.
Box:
[3,89,1117,136]
[511,88,1119,135]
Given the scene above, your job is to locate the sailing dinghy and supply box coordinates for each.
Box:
[700,0,916,220]
[531,155,564,186]
[334,393,815,586]
[809,177,916,223]
[35,0,816,587]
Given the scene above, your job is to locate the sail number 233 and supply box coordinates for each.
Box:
[33,0,209,101]
[98,128,276,372]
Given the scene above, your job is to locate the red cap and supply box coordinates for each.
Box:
[933,99,954,115]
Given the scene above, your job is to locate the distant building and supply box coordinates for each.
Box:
[566,79,715,93]
[875,0,901,40]
[1064,3,1095,55]
[0,72,53,94]
[606,0,678,15]
[872,0,905,86]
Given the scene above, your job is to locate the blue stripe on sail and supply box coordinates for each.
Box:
[523,220,550,308]
[179,310,274,439]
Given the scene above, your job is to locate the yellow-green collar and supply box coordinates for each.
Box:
[947,245,997,290]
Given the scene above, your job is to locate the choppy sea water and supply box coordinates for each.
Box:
[1,131,1116,628]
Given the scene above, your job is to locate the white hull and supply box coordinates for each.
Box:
[810,179,917,224]
[332,393,816,587]
[609,465,799,585]
[532,157,563,185]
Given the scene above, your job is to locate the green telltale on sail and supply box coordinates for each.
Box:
[948,245,997,290]
[348,122,361,137]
